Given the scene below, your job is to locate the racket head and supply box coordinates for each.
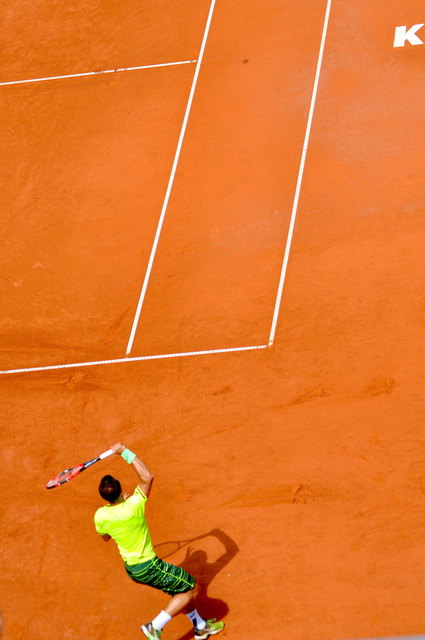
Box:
[46,464,85,489]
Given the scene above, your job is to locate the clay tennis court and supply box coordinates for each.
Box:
[1,1,425,639]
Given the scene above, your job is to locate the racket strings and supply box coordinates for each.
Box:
[58,467,80,481]
[46,464,83,488]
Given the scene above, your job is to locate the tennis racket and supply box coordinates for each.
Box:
[46,449,114,489]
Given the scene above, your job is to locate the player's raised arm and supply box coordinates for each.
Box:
[110,442,154,497]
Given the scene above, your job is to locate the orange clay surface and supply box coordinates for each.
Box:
[1,1,425,639]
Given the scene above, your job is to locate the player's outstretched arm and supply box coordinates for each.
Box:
[110,442,154,497]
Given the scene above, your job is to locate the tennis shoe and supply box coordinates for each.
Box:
[141,622,162,640]
[194,619,225,639]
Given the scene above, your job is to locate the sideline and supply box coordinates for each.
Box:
[268,0,333,346]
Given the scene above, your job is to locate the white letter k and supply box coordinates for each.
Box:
[394,23,425,47]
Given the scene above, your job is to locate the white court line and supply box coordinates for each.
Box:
[0,344,268,376]
[0,1,331,377]
[125,0,217,355]
[268,0,333,346]
[0,60,197,87]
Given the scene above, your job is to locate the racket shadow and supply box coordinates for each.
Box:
[167,529,239,640]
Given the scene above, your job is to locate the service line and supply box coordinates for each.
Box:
[268,0,333,346]
[125,0,217,355]
[0,60,197,87]
[0,344,268,376]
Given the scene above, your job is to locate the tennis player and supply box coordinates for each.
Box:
[94,442,225,640]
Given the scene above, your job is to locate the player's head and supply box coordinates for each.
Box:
[99,475,122,503]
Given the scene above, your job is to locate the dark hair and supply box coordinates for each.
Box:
[99,475,122,503]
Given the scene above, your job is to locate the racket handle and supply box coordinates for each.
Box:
[99,449,114,460]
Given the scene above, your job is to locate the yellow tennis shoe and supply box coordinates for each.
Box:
[194,619,225,639]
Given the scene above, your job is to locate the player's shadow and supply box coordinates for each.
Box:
[157,528,239,640]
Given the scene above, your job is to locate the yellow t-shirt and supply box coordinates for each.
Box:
[94,486,156,565]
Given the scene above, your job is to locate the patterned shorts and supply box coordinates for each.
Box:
[124,555,195,595]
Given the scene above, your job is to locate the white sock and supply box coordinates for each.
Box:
[186,609,206,629]
[152,610,172,631]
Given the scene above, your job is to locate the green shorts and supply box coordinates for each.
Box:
[124,555,195,595]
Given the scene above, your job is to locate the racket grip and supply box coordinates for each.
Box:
[99,449,114,459]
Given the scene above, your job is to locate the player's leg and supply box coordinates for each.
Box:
[139,558,224,639]
[141,586,198,640]
[163,582,200,616]
[139,559,198,639]
[182,601,225,640]
[142,583,224,639]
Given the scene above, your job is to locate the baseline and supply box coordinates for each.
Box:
[0,60,197,87]
[0,344,268,376]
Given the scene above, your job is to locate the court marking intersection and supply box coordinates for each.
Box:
[0,0,333,376]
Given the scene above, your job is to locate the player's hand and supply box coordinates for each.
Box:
[184,546,194,560]
[111,442,126,454]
